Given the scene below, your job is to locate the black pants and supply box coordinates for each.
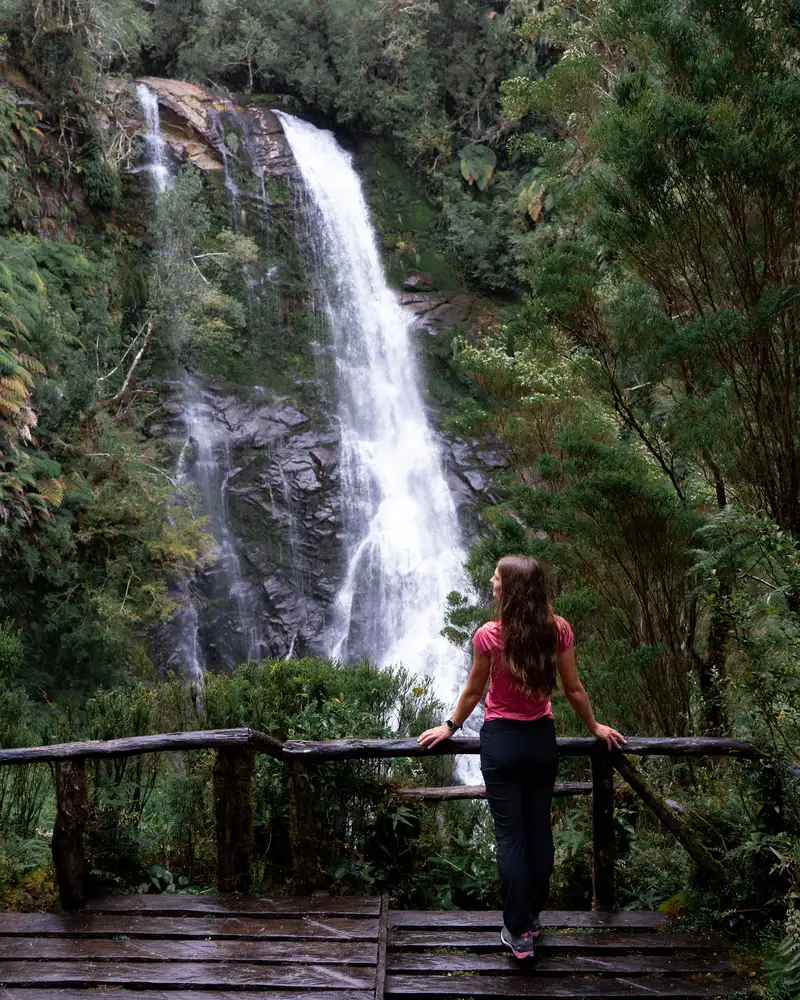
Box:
[480,717,558,935]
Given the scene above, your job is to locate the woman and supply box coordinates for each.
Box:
[418,555,625,960]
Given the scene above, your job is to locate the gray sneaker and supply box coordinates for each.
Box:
[500,925,535,960]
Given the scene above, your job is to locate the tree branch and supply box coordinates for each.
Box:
[94,320,154,413]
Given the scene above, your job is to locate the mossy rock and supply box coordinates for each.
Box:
[355,140,461,292]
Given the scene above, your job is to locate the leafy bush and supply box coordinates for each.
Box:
[80,155,121,211]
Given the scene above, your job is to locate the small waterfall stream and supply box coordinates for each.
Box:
[276,113,472,714]
[136,84,171,193]
[175,380,264,667]
[136,83,265,675]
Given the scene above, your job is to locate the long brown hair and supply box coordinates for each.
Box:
[496,555,558,698]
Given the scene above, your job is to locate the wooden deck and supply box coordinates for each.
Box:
[0,894,748,998]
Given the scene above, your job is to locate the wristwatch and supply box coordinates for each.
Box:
[445,719,462,732]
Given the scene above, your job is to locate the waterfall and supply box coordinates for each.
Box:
[136,83,171,194]
[276,113,472,715]
[136,83,265,676]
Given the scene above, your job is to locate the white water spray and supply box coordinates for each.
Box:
[276,113,472,717]
[136,83,172,193]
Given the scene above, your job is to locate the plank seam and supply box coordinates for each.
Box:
[375,893,389,1000]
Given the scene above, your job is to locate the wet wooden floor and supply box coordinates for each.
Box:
[0,893,747,998]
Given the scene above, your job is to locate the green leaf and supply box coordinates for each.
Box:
[459,143,496,191]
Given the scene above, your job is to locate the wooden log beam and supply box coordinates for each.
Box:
[591,750,615,911]
[52,760,89,911]
[394,782,595,801]
[0,730,776,766]
[213,748,254,894]
[281,735,761,761]
[0,728,284,765]
[612,753,724,879]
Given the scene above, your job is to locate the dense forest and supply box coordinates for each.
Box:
[1,0,800,995]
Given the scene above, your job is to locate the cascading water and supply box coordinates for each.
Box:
[276,113,472,716]
[136,83,171,193]
[136,83,265,676]
[175,379,264,667]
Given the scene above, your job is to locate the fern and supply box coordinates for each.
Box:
[767,907,800,996]
[0,248,48,451]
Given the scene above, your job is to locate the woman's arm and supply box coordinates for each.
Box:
[557,647,625,750]
[417,651,490,748]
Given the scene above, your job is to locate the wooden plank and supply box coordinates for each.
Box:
[0,992,375,1000]
[385,975,743,997]
[0,961,375,989]
[395,783,593,801]
[0,728,284,765]
[0,913,379,940]
[86,893,381,917]
[281,736,759,761]
[0,938,376,964]
[389,910,667,930]
[375,892,389,1000]
[387,953,733,974]
[389,930,726,952]
[592,751,616,910]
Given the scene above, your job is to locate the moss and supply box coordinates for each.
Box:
[355,140,462,292]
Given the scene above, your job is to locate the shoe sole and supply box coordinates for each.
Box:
[500,930,535,960]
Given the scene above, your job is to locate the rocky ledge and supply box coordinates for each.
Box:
[400,288,496,340]
[100,76,295,179]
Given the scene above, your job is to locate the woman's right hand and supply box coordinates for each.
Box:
[417,724,454,749]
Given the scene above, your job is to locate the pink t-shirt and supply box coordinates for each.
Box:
[473,616,574,722]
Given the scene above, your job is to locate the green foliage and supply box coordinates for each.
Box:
[80,154,121,211]
[3,0,149,91]
[459,143,496,192]
[446,0,800,981]
[145,0,545,294]
[0,619,23,683]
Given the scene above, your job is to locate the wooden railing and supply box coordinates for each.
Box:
[0,729,768,911]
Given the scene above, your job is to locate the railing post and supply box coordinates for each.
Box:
[214,747,254,894]
[288,761,317,892]
[591,746,615,910]
[52,758,89,910]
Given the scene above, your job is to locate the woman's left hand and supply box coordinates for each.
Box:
[592,723,626,750]
[417,724,455,748]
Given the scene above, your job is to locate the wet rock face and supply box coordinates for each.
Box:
[401,289,508,538]
[153,383,346,669]
[399,289,496,340]
[440,434,507,540]
[403,270,437,292]
[151,372,504,672]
